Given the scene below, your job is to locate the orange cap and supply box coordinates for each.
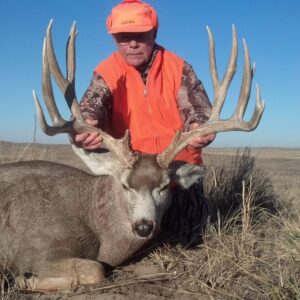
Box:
[106,0,159,34]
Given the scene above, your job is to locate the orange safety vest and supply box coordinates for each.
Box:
[94,47,202,165]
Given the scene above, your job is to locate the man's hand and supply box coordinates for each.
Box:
[73,119,103,150]
[187,123,216,149]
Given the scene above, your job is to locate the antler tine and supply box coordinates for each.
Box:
[32,90,69,136]
[42,37,65,126]
[46,20,83,120]
[45,21,68,98]
[208,24,238,121]
[232,38,252,120]
[230,39,264,125]
[66,22,76,90]
[206,26,219,92]
[157,26,264,169]
[249,84,264,127]
[220,25,238,94]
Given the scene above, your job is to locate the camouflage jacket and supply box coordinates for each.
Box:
[80,44,212,132]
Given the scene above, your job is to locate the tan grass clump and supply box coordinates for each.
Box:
[204,148,281,226]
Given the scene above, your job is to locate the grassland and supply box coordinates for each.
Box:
[0,141,299,299]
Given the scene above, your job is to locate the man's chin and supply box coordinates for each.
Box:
[125,58,145,68]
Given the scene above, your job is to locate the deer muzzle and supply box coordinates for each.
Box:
[132,219,154,238]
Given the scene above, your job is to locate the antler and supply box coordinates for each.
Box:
[33,20,138,168]
[157,25,265,168]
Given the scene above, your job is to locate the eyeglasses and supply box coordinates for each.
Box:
[118,40,138,46]
[114,32,153,46]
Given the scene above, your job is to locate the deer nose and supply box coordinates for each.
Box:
[133,220,154,238]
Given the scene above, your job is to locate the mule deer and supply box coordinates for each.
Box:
[0,21,264,292]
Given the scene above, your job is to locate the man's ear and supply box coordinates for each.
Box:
[169,161,205,189]
[153,28,157,39]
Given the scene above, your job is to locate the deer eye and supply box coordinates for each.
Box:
[159,184,169,196]
[161,185,169,191]
[122,183,130,190]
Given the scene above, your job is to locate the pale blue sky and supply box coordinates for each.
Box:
[0,0,299,147]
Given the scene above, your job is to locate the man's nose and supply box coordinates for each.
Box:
[128,40,138,48]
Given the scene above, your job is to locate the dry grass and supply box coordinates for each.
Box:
[147,210,300,299]
[0,143,300,299]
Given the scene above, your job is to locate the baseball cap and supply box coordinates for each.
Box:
[106,0,159,34]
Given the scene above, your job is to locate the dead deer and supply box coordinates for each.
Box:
[0,21,264,292]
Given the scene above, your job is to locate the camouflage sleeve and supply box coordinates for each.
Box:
[177,62,212,131]
[79,73,112,129]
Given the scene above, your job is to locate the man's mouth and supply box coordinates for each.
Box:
[127,53,143,56]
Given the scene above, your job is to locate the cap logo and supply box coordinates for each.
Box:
[121,19,135,25]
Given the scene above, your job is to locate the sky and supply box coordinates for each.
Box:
[0,0,299,148]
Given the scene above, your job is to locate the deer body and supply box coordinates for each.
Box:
[0,154,177,290]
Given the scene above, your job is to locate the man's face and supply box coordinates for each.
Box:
[113,30,156,69]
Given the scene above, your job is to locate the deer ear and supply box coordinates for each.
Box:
[71,144,119,176]
[169,161,205,189]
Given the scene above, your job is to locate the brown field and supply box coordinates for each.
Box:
[0,141,299,299]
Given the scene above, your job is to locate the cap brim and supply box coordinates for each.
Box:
[108,24,154,34]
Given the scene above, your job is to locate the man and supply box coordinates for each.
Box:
[74,0,215,246]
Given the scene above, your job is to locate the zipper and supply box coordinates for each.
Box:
[144,85,148,97]
[143,76,161,152]
[144,84,151,115]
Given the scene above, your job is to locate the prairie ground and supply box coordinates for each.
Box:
[0,141,299,299]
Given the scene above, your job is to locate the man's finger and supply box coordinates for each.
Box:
[83,142,102,150]
[85,119,99,126]
[74,132,90,143]
[82,133,101,145]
